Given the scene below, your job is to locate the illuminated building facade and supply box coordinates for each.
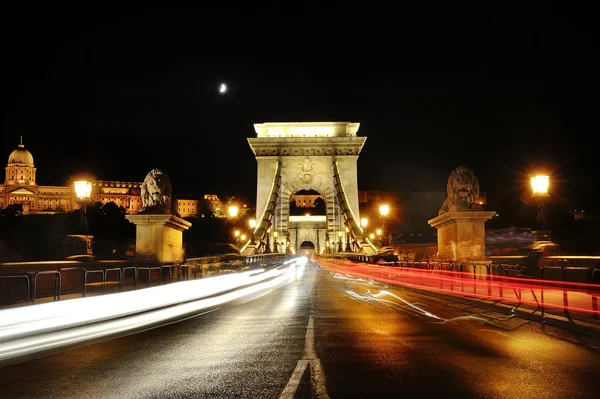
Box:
[1,138,199,217]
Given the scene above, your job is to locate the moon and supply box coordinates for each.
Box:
[218,83,228,94]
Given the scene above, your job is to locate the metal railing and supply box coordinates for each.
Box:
[322,255,600,322]
[0,253,287,308]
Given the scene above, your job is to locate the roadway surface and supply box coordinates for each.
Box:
[1,260,599,398]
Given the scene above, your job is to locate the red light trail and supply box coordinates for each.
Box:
[316,258,600,319]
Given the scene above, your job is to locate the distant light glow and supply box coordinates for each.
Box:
[219,83,228,94]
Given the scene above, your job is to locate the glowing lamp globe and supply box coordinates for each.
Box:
[531,175,550,197]
[379,204,390,216]
[74,180,92,200]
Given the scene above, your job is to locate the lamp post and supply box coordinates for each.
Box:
[376,228,382,248]
[337,230,343,252]
[228,204,239,227]
[345,226,352,252]
[360,218,368,237]
[273,231,279,253]
[73,179,93,255]
[265,227,272,254]
[379,204,389,247]
[74,180,93,234]
[531,174,550,229]
[249,218,256,245]
[360,218,368,250]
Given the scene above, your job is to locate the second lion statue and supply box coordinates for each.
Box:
[438,166,483,215]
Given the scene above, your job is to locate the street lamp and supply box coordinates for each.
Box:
[345,226,352,252]
[337,230,343,252]
[360,217,368,245]
[228,204,239,221]
[379,204,389,217]
[376,228,382,248]
[263,227,271,253]
[249,218,256,244]
[360,218,368,231]
[73,179,93,234]
[228,205,239,217]
[531,175,550,197]
[273,231,279,253]
[531,174,550,228]
[379,204,389,246]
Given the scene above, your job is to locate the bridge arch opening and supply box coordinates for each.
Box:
[299,240,316,256]
[300,241,315,250]
[290,189,326,216]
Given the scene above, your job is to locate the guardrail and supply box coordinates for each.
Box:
[319,256,600,322]
[0,257,306,366]
[342,254,600,284]
[0,253,287,308]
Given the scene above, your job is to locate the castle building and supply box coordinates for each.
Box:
[1,138,199,217]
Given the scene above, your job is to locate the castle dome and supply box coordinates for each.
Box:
[8,136,34,165]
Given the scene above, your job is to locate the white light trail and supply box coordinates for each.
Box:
[0,258,308,365]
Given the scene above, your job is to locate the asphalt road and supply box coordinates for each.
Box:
[1,260,599,398]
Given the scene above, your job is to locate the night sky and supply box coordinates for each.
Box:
[2,4,598,213]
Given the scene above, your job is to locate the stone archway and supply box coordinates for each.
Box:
[300,241,315,250]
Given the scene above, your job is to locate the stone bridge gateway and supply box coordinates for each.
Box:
[245,122,377,255]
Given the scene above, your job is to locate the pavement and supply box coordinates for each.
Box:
[0,260,599,398]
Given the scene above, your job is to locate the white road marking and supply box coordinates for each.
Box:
[278,313,330,399]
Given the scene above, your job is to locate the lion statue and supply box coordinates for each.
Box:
[140,168,173,214]
[438,166,483,215]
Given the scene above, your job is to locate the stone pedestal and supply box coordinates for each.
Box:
[428,211,496,263]
[126,214,192,264]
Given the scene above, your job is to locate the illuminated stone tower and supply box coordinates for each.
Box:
[247,122,376,255]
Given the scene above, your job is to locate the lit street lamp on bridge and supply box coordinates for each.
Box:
[379,204,389,247]
[73,179,93,235]
[265,227,272,253]
[228,204,239,222]
[345,226,352,252]
[531,174,550,228]
[337,230,343,252]
[249,218,256,244]
[360,218,368,235]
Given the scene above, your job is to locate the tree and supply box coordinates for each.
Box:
[313,197,326,215]
[1,204,24,217]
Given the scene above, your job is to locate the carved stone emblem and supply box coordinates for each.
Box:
[300,157,313,172]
